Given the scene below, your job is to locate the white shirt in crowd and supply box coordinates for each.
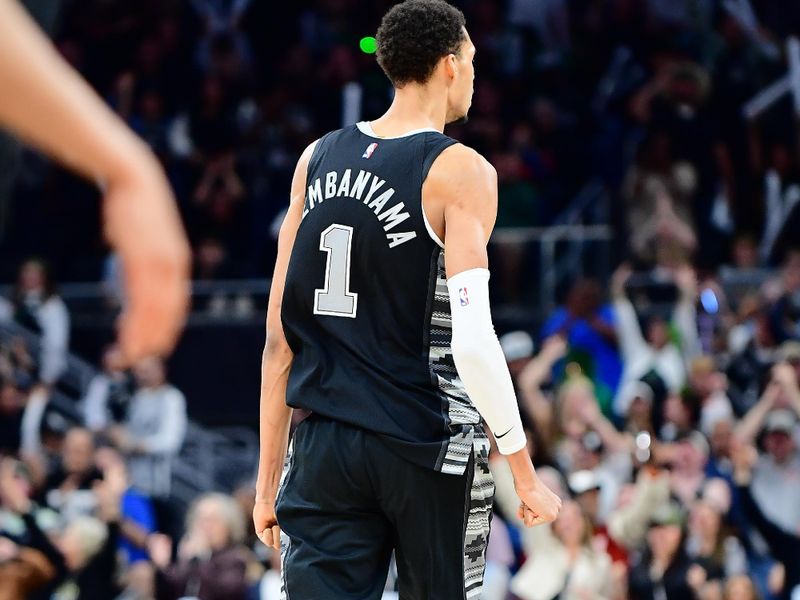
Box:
[751,450,800,534]
[125,384,188,498]
[82,373,117,431]
[612,295,699,415]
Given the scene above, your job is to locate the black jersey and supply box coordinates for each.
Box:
[281,122,482,475]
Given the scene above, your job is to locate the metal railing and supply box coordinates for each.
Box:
[0,279,271,327]
[0,319,260,505]
[490,224,615,315]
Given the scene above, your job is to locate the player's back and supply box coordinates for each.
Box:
[281,121,481,474]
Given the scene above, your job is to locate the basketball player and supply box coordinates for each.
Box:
[0,0,189,363]
[254,1,562,598]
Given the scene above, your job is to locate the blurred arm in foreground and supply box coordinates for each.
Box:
[0,0,190,364]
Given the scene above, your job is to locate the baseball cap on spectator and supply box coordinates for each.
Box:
[40,406,72,438]
[699,395,734,437]
[568,469,601,496]
[763,409,796,434]
[580,430,604,454]
[648,501,686,528]
[499,331,534,362]
[616,380,655,414]
[677,430,711,458]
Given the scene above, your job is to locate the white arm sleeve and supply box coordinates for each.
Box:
[447,268,527,455]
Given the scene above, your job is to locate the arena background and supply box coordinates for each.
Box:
[3,1,800,599]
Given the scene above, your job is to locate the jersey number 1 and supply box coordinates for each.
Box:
[314,224,358,318]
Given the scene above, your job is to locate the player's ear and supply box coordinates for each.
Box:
[443,53,458,82]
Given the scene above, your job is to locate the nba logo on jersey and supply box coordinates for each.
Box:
[459,287,469,306]
[362,142,378,159]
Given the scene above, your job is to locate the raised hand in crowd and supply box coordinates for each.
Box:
[770,361,800,410]
[610,263,634,299]
[92,460,127,522]
[673,264,699,301]
[147,533,173,570]
[730,438,759,485]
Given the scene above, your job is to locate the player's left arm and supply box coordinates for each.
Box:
[431,144,561,526]
[253,140,315,550]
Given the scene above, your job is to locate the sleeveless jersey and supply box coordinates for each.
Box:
[281,122,482,475]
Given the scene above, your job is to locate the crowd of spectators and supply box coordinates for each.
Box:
[3,0,800,599]
[0,326,287,599]
[1,0,799,286]
[485,255,800,600]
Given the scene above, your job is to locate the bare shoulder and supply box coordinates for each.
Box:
[289,139,320,198]
[295,139,318,174]
[428,143,496,191]
[426,143,497,229]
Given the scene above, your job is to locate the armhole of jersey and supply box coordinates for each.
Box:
[422,204,445,249]
[421,136,458,250]
[306,130,336,177]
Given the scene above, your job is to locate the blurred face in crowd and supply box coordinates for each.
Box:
[689,361,725,399]
[753,313,776,348]
[627,396,653,430]
[689,500,721,544]
[18,260,45,294]
[193,497,233,550]
[646,317,669,350]
[94,445,127,479]
[560,381,596,440]
[574,444,601,471]
[553,500,588,548]
[574,488,600,524]
[537,466,567,500]
[195,238,226,278]
[663,394,692,431]
[101,346,124,375]
[724,574,757,600]
[763,430,795,464]
[444,29,476,124]
[566,279,602,319]
[0,382,20,414]
[731,236,758,269]
[702,478,732,514]
[133,357,166,389]
[63,428,95,476]
[709,419,733,459]
[673,439,707,473]
[647,523,683,561]
[615,483,637,510]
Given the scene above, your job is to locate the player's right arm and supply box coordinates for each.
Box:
[253,141,315,550]
[429,144,562,527]
[0,0,189,363]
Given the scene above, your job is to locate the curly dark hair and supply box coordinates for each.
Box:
[376,0,466,87]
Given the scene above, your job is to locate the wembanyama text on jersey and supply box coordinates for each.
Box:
[304,165,417,249]
[281,122,485,476]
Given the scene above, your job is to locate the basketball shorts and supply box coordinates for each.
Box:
[275,415,494,600]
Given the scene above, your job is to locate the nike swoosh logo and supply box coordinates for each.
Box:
[495,427,514,439]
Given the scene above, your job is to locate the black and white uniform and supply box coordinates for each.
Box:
[278,121,494,600]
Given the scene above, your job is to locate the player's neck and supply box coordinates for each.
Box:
[368,85,447,136]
